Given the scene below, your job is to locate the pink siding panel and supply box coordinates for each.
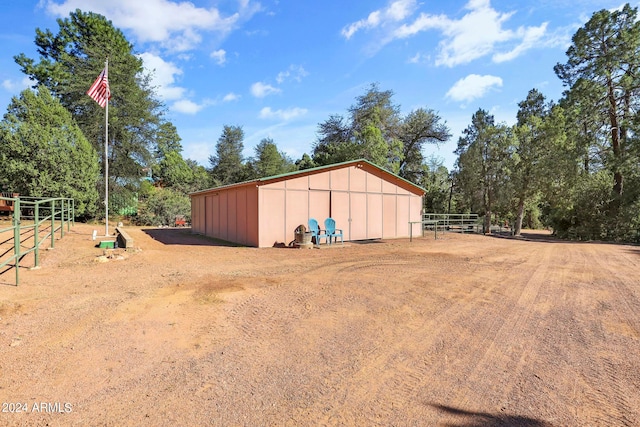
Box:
[200,197,206,234]
[285,190,310,244]
[211,195,220,237]
[309,172,330,190]
[191,197,202,233]
[367,193,383,239]
[397,195,410,237]
[367,174,383,193]
[397,186,410,195]
[219,192,228,241]
[410,195,422,222]
[383,194,397,238]
[268,181,286,189]
[382,179,397,194]
[330,168,349,191]
[205,196,213,236]
[309,191,330,225]
[236,188,247,245]
[190,197,197,232]
[228,191,237,242]
[330,191,350,240]
[246,187,259,247]
[350,192,367,240]
[286,176,308,190]
[350,166,367,192]
[259,188,286,247]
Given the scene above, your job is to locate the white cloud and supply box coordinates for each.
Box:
[2,77,32,92]
[390,0,550,66]
[210,49,227,65]
[407,52,429,64]
[44,0,261,52]
[342,0,417,39]
[493,23,547,63]
[182,140,213,166]
[251,82,281,98]
[172,99,205,114]
[138,52,185,100]
[446,74,503,103]
[259,107,308,121]
[276,65,308,84]
[223,92,240,102]
[342,11,382,39]
[394,0,514,66]
[392,12,444,39]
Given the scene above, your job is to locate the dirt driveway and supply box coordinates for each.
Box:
[1,223,639,426]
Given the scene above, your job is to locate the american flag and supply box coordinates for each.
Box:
[87,68,110,108]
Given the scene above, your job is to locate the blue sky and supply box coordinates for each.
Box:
[0,0,632,170]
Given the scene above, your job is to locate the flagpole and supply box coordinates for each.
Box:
[104,58,109,237]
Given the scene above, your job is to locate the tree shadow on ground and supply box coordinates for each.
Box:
[485,231,640,248]
[142,228,243,247]
[428,403,552,427]
[349,239,386,244]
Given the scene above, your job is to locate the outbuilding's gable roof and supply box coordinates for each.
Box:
[190,159,426,196]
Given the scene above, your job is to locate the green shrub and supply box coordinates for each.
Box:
[135,188,190,226]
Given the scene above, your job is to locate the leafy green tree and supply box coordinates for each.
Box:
[295,153,317,170]
[247,138,296,178]
[156,151,194,189]
[421,157,452,214]
[354,123,390,168]
[554,3,640,197]
[136,187,190,226]
[559,83,603,173]
[313,84,400,169]
[455,109,514,233]
[15,9,164,182]
[155,122,183,160]
[186,159,211,192]
[312,114,357,165]
[209,125,247,185]
[152,122,209,193]
[398,108,451,183]
[313,84,450,181]
[511,89,552,235]
[349,83,401,143]
[0,86,99,216]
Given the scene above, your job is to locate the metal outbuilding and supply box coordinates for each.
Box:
[190,159,425,247]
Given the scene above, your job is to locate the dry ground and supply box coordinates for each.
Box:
[0,222,639,426]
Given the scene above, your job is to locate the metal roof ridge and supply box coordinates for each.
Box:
[189,158,426,196]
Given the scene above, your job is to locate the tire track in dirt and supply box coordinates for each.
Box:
[428,242,555,423]
[576,244,640,426]
[528,241,593,424]
[213,256,430,425]
[284,254,481,424]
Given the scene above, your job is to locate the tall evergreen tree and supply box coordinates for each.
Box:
[511,89,551,235]
[455,109,514,233]
[15,9,164,182]
[313,83,450,181]
[209,125,246,185]
[398,108,451,183]
[248,138,296,179]
[0,86,99,216]
[554,3,640,197]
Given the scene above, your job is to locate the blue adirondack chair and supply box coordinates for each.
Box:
[324,217,344,245]
[308,218,329,245]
